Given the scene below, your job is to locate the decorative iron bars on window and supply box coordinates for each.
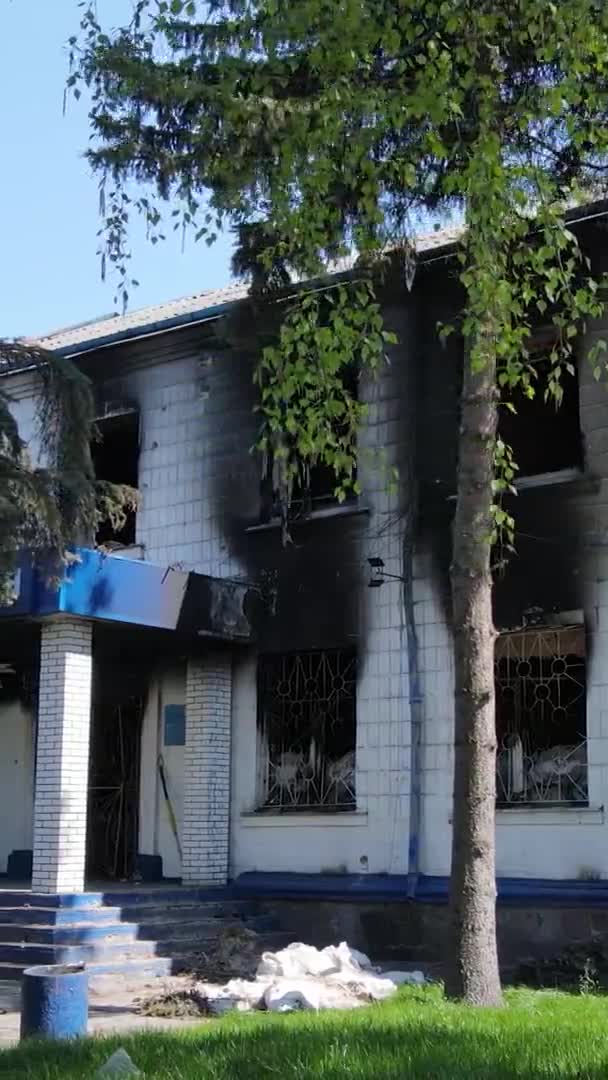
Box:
[257,649,356,811]
[495,625,587,806]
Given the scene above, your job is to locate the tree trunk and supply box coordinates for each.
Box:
[446,335,502,1005]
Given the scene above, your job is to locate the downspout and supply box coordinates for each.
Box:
[402,303,423,900]
[403,503,424,900]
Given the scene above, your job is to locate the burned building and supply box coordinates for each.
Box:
[1,206,608,971]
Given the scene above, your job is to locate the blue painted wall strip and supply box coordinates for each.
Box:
[3,875,608,908]
[233,871,608,907]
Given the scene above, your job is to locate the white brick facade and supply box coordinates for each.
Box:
[230,305,415,878]
[31,619,93,894]
[9,250,608,888]
[182,654,233,884]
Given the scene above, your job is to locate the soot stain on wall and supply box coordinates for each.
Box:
[493,488,585,628]
[414,264,463,623]
[204,344,366,655]
[242,518,364,653]
[413,257,589,633]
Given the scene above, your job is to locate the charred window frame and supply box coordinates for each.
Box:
[91,407,139,547]
[261,365,359,521]
[495,623,587,807]
[497,329,583,479]
[256,649,357,813]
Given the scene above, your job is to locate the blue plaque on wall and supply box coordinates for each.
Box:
[164,704,186,746]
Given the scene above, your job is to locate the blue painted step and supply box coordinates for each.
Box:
[0,956,175,981]
[115,902,256,925]
[0,892,105,910]
[0,913,273,947]
[97,886,234,908]
[0,922,138,945]
[0,939,156,967]
[134,912,275,940]
[0,906,122,926]
[0,886,280,981]
[0,886,236,910]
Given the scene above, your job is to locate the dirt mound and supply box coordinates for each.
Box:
[138,989,208,1018]
[190,924,263,981]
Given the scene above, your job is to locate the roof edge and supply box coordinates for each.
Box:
[12,199,608,366]
[50,298,240,360]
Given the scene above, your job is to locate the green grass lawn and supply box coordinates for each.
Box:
[3,986,608,1080]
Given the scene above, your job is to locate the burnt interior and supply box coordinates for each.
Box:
[495,626,587,806]
[257,648,357,812]
[86,623,184,881]
[91,410,139,546]
[263,363,360,521]
[0,625,39,710]
[87,687,143,881]
[498,340,583,477]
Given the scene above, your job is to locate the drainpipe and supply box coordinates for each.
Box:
[403,509,424,901]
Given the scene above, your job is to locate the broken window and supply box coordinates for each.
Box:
[91,409,139,546]
[261,366,359,520]
[256,649,357,812]
[498,330,583,478]
[495,624,587,806]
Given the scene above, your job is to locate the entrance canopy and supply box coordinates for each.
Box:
[0,548,253,641]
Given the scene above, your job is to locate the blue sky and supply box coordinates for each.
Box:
[0,0,234,339]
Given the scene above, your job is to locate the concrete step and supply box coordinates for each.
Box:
[0,906,123,927]
[0,888,282,981]
[0,922,139,946]
[0,955,175,981]
[133,912,276,939]
[0,939,159,968]
[0,900,257,928]
[114,900,257,924]
[132,927,289,959]
[84,955,175,978]
[0,910,275,941]
[0,929,293,981]
[0,887,252,913]
[0,891,105,910]
[98,889,252,912]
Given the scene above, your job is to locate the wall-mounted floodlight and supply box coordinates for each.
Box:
[367,556,406,588]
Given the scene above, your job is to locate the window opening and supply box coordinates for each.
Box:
[91,410,139,546]
[498,330,583,478]
[257,649,356,811]
[263,366,359,520]
[495,624,587,806]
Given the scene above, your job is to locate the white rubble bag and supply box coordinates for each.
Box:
[196,941,426,1015]
[264,980,323,1012]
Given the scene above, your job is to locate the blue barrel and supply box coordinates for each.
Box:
[20,964,88,1041]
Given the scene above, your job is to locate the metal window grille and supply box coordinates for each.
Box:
[495,625,587,806]
[257,649,356,811]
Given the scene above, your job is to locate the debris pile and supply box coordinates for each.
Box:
[200,940,425,1014]
[191,923,263,981]
[145,938,425,1017]
[138,987,209,1018]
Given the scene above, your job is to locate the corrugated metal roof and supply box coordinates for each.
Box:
[29,223,464,356]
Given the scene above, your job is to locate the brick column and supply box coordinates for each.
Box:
[31,619,93,894]
[182,654,232,885]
